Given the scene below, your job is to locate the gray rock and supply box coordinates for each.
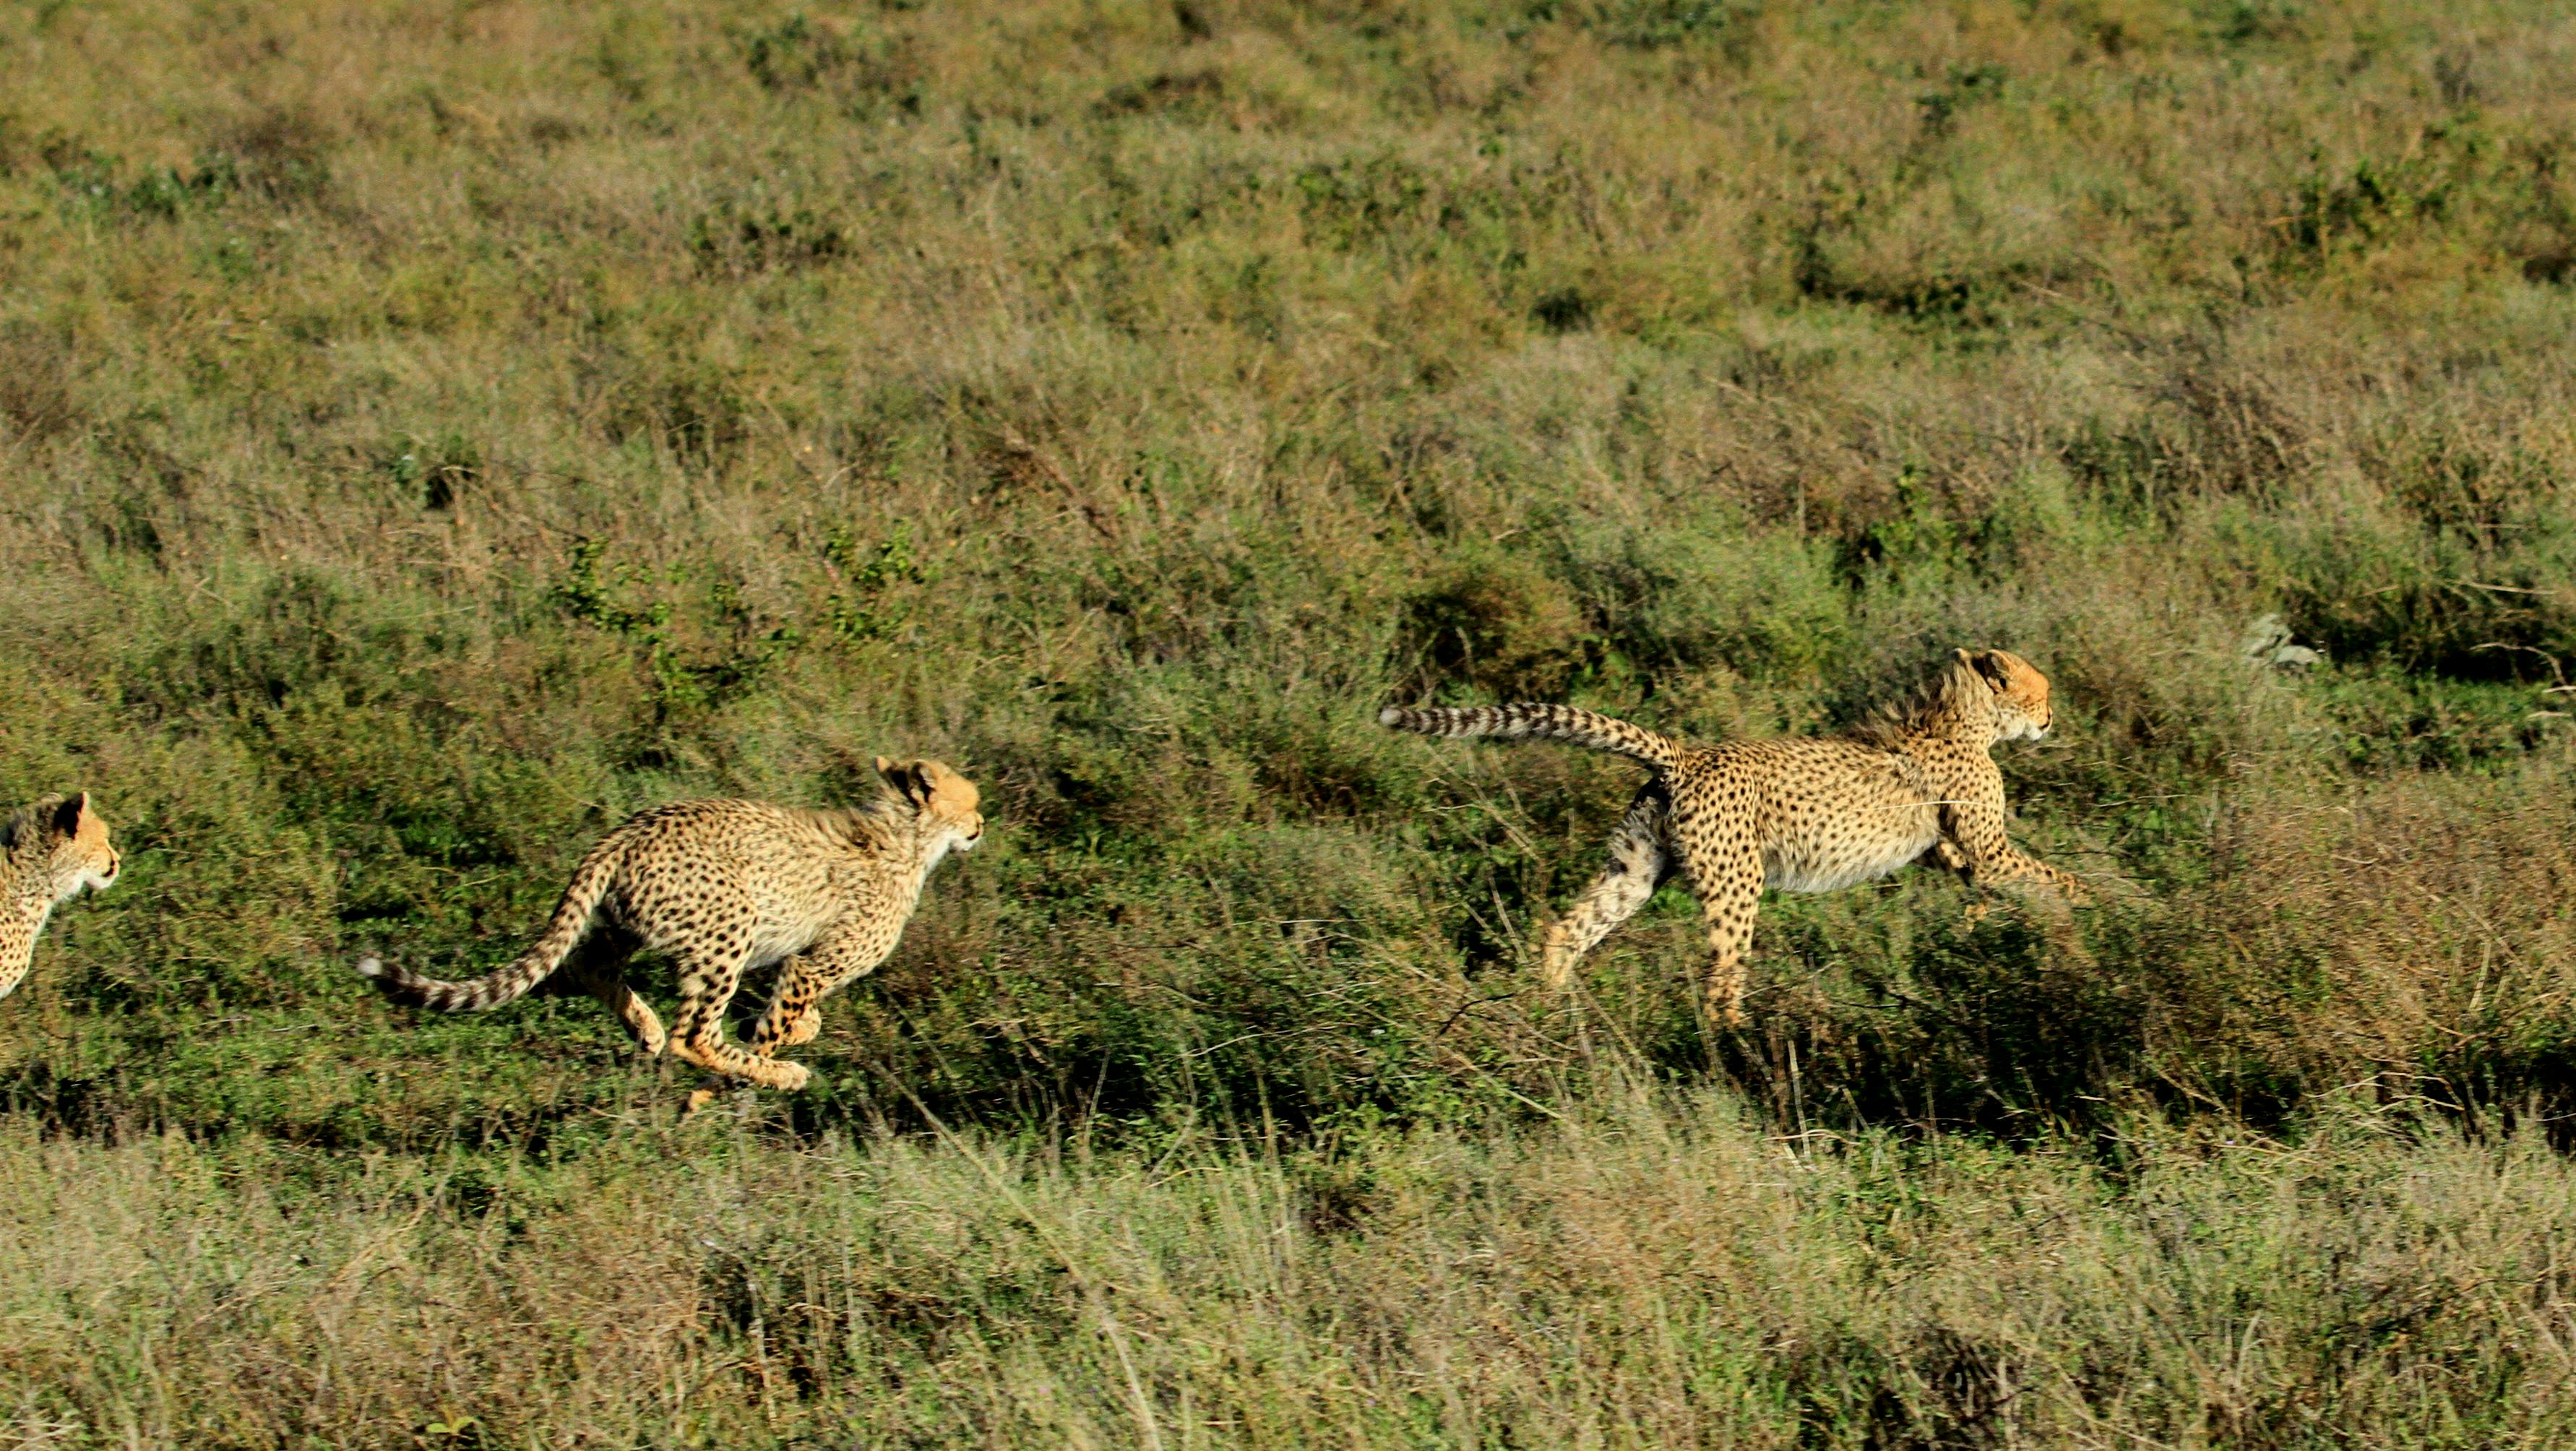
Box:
[2241,613,2322,670]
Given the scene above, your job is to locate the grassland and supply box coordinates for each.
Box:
[4,0,2576,1444]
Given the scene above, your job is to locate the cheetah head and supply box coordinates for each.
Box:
[5,792,121,901]
[1956,648,2053,742]
[876,757,985,860]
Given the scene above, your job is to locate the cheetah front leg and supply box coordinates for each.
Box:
[1539,785,1671,991]
[668,926,811,1092]
[1938,804,2094,968]
[746,925,892,1058]
[1671,822,1764,1029]
[1915,838,1994,928]
[1941,804,2093,910]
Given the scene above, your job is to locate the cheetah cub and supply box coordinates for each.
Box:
[1382,650,2090,1026]
[1,793,121,1003]
[360,759,983,1090]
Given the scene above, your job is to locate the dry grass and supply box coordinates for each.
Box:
[12,1087,2576,1448]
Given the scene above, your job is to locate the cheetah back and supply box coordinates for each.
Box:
[1675,739,1951,895]
[603,801,861,965]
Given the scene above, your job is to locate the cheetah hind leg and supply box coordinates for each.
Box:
[1540,786,1669,991]
[681,1080,752,1117]
[559,929,665,1057]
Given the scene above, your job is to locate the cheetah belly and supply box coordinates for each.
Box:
[738,858,850,965]
[748,918,826,966]
[1762,819,1940,894]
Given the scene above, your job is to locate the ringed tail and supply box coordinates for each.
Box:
[357,838,624,1012]
[1377,703,1681,771]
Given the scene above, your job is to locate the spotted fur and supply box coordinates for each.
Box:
[359,758,983,1090]
[1382,650,2090,1025]
[0,793,121,1003]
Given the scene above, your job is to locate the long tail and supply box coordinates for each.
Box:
[1377,703,1681,771]
[358,838,624,1012]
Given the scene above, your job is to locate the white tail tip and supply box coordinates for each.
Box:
[356,955,385,978]
[1377,707,1403,727]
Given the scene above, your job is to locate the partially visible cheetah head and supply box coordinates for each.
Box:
[876,757,985,857]
[4,792,121,900]
[1957,648,2053,741]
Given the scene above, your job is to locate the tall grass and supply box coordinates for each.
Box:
[4,0,2576,1440]
[12,1088,2576,1447]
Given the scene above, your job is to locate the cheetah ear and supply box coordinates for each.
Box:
[1963,650,2012,692]
[51,793,88,836]
[874,757,929,804]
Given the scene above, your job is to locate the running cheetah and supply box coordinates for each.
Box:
[1381,650,2090,1025]
[358,758,983,1090]
[1,793,121,1003]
